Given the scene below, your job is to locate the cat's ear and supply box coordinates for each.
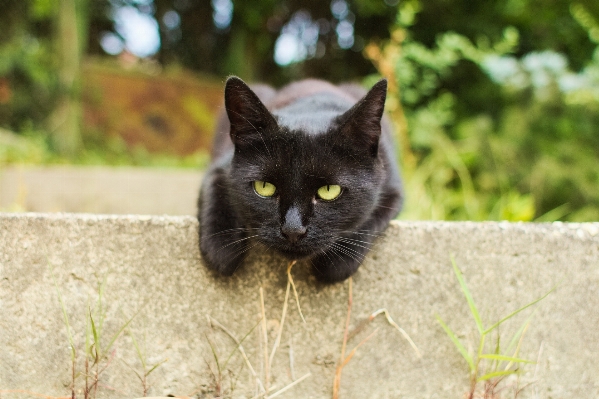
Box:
[225,76,277,145]
[337,79,387,157]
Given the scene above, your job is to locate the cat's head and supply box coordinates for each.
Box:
[224,77,388,259]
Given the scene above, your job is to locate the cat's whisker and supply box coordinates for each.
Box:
[309,258,331,277]
[204,227,259,239]
[331,229,382,238]
[319,247,337,266]
[355,229,381,234]
[374,204,400,211]
[327,245,351,268]
[230,243,261,271]
[330,243,365,264]
[215,235,260,253]
[335,241,368,260]
[335,235,376,244]
[336,238,376,252]
[337,237,380,249]
[352,232,382,239]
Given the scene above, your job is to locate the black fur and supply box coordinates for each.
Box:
[198,77,403,283]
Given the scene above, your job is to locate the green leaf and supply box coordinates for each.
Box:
[128,328,146,369]
[479,353,534,364]
[484,286,556,334]
[490,334,501,371]
[85,305,91,355]
[451,256,483,334]
[477,369,517,382]
[50,264,76,361]
[223,318,262,370]
[505,312,536,356]
[89,308,100,364]
[436,315,475,372]
[146,359,168,376]
[104,310,138,357]
[89,307,99,347]
[97,276,108,338]
[206,334,221,376]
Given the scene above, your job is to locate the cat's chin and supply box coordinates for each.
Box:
[272,245,322,260]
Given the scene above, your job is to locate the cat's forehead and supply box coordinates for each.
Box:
[271,94,351,135]
[272,112,338,136]
[263,134,350,178]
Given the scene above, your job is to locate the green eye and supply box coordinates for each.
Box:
[253,180,276,197]
[317,184,342,201]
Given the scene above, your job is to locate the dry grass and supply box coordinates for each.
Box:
[332,275,422,399]
[204,260,310,399]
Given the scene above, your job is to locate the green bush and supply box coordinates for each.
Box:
[368,0,599,221]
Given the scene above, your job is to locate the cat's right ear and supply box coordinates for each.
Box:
[225,76,277,145]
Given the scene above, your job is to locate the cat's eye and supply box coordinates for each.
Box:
[317,184,342,201]
[253,180,276,197]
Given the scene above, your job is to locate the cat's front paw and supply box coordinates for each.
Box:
[310,249,362,283]
[199,222,249,276]
[200,237,247,276]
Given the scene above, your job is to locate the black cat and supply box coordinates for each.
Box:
[198,76,403,283]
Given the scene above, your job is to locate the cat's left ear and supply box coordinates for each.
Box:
[337,79,387,157]
[225,76,277,146]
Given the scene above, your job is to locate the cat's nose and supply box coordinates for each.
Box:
[282,226,307,244]
[281,206,307,244]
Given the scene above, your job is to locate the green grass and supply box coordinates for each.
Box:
[51,269,147,399]
[437,256,555,397]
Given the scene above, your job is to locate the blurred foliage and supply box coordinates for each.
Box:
[0,0,60,133]
[0,126,209,168]
[367,0,599,221]
[0,0,598,220]
[81,61,221,157]
[149,0,398,84]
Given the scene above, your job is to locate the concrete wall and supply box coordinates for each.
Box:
[0,166,202,215]
[1,213,598,398]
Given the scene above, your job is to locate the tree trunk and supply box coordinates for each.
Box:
[50,0,85,156]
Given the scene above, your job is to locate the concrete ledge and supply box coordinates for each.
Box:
[0,166,202,215]
[1,213,598,398]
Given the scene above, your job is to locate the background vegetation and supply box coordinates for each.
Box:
[0,0,597,221]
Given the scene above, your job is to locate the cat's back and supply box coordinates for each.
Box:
[265,79,365,135]
[266,79,363,109]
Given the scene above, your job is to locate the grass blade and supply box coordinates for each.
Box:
[436,315,475,372]
[205,333,221,376]
[534,203,570,222]
[484,286,556,334]
[477,369,517,382]
[146,359,168,376]
[89,307,99,349]
[451,256,483,334]
[489,334,501,371]
[505,313,535,356]
[479,353,534,364]
[97,276,108,339]
[50,266,76,361]
[223,318,262,370]
[89,308,101,366]
[104,310,138,356]
[128,328,146,370]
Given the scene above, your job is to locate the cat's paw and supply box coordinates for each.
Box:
[310,250,362,283]
[199,223,249,276]
[200,239,246,276]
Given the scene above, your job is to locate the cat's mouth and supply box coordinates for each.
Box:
[275,245,316,259]
[260,237,329,260]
